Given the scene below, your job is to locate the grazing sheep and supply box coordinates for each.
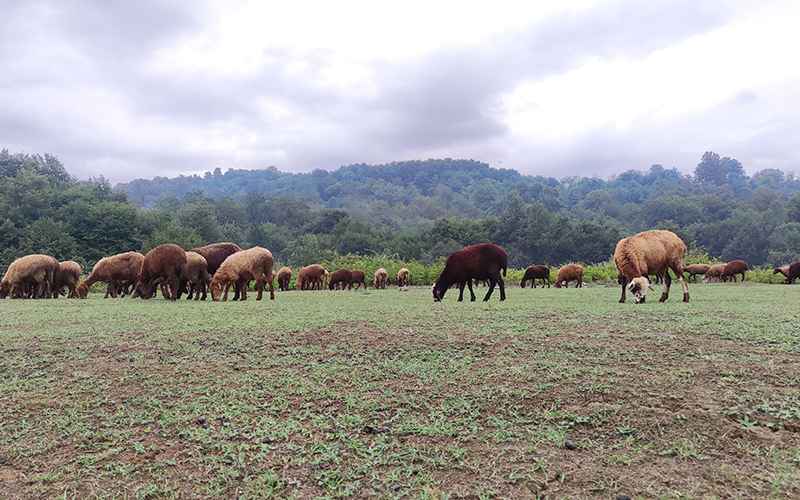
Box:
[350,270,367,290]
[774,262,800,284]
[432,243,508,302]
[0,254,58,299]
[721,260,749,283]
[53,261,82,298]
[181,251,210,300]
[209,246,275,301]
[614,229,689,304]
[684,264,710,282]
[77,251,145,298]
[554,264,584,289]
[328,269,353,291]
[276,266,292,291]
[703,264,726,283]
[373,268,389,289]
[520,265,550,288]
[297,264,326,290]
[134,244,187,300]
[396,268,411,287]
[191,242,243,298]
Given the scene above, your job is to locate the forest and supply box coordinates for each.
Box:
[2,149,800,272]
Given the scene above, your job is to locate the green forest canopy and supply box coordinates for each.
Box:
[2,149,800,273]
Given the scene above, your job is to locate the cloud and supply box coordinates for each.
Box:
[1,0,797,182]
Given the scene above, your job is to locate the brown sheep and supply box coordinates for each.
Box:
[350,270,367,290]
[134,244,187,300]
[53,261,82,298]
[297,264,326,290]
[684,264,710,282]
[276,266,292,291]
[396,268,411,287]
[432,243,508,302]
[614,229,689,304]
[774,262,800,284]
[180,251,210,300]
[554,264,584,289]
[328,269,353,290]
[520,265,550,288]
[721,259,749,283]
[703,263,726,283]
[0,254,58,299]
[191,242,243,298]
[209,246,275,301]
[76,251,145,298]
[373,268,389,289]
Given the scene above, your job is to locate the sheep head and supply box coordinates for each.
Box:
[627,276,650,303]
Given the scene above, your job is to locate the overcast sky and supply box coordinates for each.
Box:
[2,0,799,182]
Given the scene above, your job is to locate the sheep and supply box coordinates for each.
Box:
[614,229,689,304]
[297,264,326,291]
[774,262,800,284]
[276,266,292,291]
[53,261,82,298]
[721,259,749,283]
[520,265,550,288]
[684,264,710,282]
[554,264,584,289]
[703,264,726,283]
[209,246,275,301]
[134,244,187,300]
[76,251,145,298]
[191,242,243,298]
[328,269,353,290]
[396,268,411,287]
[373,268,389,289]
[0,254,58,299]
[432,243,508,302]
[180,251,211,300]
[350,270,367,290]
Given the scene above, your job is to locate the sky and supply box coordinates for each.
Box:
[2,0,799,182]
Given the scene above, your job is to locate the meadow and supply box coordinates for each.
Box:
[1,282,799,498]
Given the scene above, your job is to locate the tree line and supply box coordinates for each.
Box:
[2,149,799,273]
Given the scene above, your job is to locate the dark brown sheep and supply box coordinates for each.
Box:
[432,243,508,302]
[277,266,292,291]
[77,251,144,298]
[134,244,187,300]
[614,229,689,304]
[209,246,275,301]
[0,254,58,299]
[328,269,353,290]
[721,260,749,283]
[53,261,82,298]
[373,268,389,289]
[520,265,550,288]
[774,262,800,284]
[297,264,326,290]
[684,264,710,282]
[350,270,367,290]
[554,264,584,289]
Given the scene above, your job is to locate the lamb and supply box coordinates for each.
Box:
[276,266,293,291]
[614,229,689,304]
[774,262,800,284]
[0,254,59,299]
[53,261,82,298]
[396,268,411,287]
[328,269,353,290]
[721,259,749,283]
[554,264,584,289]
[209,246,275,301]
[297,264,326,290]
[181,251,211,300]
[76,251,145,298]
[373,268,389,289]
[684,264,710,282]
[350,270,367,289]
[520,265,550,288]
[432,243,508,302]
[134,244,187,300]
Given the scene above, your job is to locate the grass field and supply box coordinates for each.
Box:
[1,283,799,498]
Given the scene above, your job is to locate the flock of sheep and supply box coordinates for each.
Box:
[2,229,798,304]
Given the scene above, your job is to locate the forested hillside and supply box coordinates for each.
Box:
[3,149,800,272]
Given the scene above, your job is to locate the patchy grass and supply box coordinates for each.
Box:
[1,282,799,498]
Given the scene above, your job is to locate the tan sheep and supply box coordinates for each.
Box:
[276,266,292,291]
[297,264,326,291]
[554,264,584,289]
[0,254,59,299]
[53,260,82,298]
[181,251,211,300]
[396,268,411,287]
[373,268,389,289]
[76,251,145,298]
[210,246,275,301]
[703,264,726,283]
[614,229,689,304]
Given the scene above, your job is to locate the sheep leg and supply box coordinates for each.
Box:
[255,278,264,301]
[619,276,627,303]
[466,280,476,301]
[659,272,672,302]
[483,278,496,301]
[457,282,465,301]
[498,276,506,301]
[268,275,275,300]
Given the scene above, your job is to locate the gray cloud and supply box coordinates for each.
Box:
[1,0,794,182]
